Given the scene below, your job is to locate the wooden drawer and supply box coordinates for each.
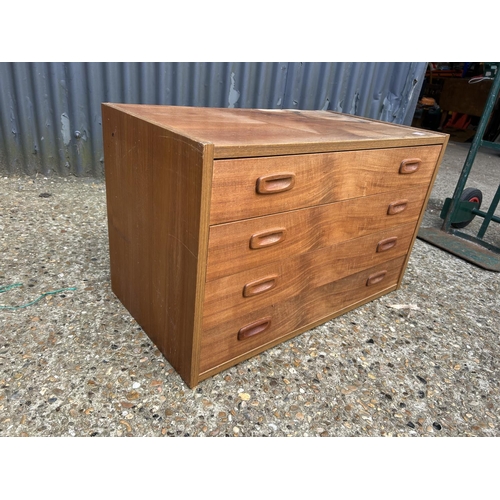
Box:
[210,145,442,224]
[203,222,415,330]
[207,186,427,281]
[199,256,405,373]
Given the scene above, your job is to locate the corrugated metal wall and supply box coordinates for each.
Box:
[0,62,426,177]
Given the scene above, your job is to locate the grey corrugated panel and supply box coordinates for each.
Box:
[48,62,73,176]
[282,62,427,123]
[0,63,15,172]
[30,62,59,175]
[0,62,426,177]
[10,64,35,174]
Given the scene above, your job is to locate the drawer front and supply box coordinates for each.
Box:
[210,145,441,224]
[206,186,427,281]
[199,256,405,373]
[203,222,415,330]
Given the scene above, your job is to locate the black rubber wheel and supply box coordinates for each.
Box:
[451,187,483,228]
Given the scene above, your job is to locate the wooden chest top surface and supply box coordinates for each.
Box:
[103,104,448,158]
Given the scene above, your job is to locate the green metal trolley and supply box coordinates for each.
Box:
[418,69,500,271]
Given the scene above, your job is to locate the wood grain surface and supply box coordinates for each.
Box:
[203,222,416,330]
[199,256,405,373]
[210,145,442,224]
[104,104,448,158]
[102,104,213,387]
[206,186,428,281]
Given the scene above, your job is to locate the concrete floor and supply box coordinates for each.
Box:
[0,139,499,438]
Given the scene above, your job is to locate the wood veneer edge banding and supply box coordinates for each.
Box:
[396,134,450,289]
[213,137,449,159]
[188,143,215,388]
[197,284,398,383]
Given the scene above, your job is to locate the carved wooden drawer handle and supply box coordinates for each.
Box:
[238,317,272,340]
[256,173,296,194]
[387,200,408,215]
[399,158,421,174]
[249,228,286,249]
[366,270,387,286]
[377,236,398,253]
[243,275,278,297]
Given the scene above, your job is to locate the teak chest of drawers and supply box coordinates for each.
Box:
[102,104,448,388]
